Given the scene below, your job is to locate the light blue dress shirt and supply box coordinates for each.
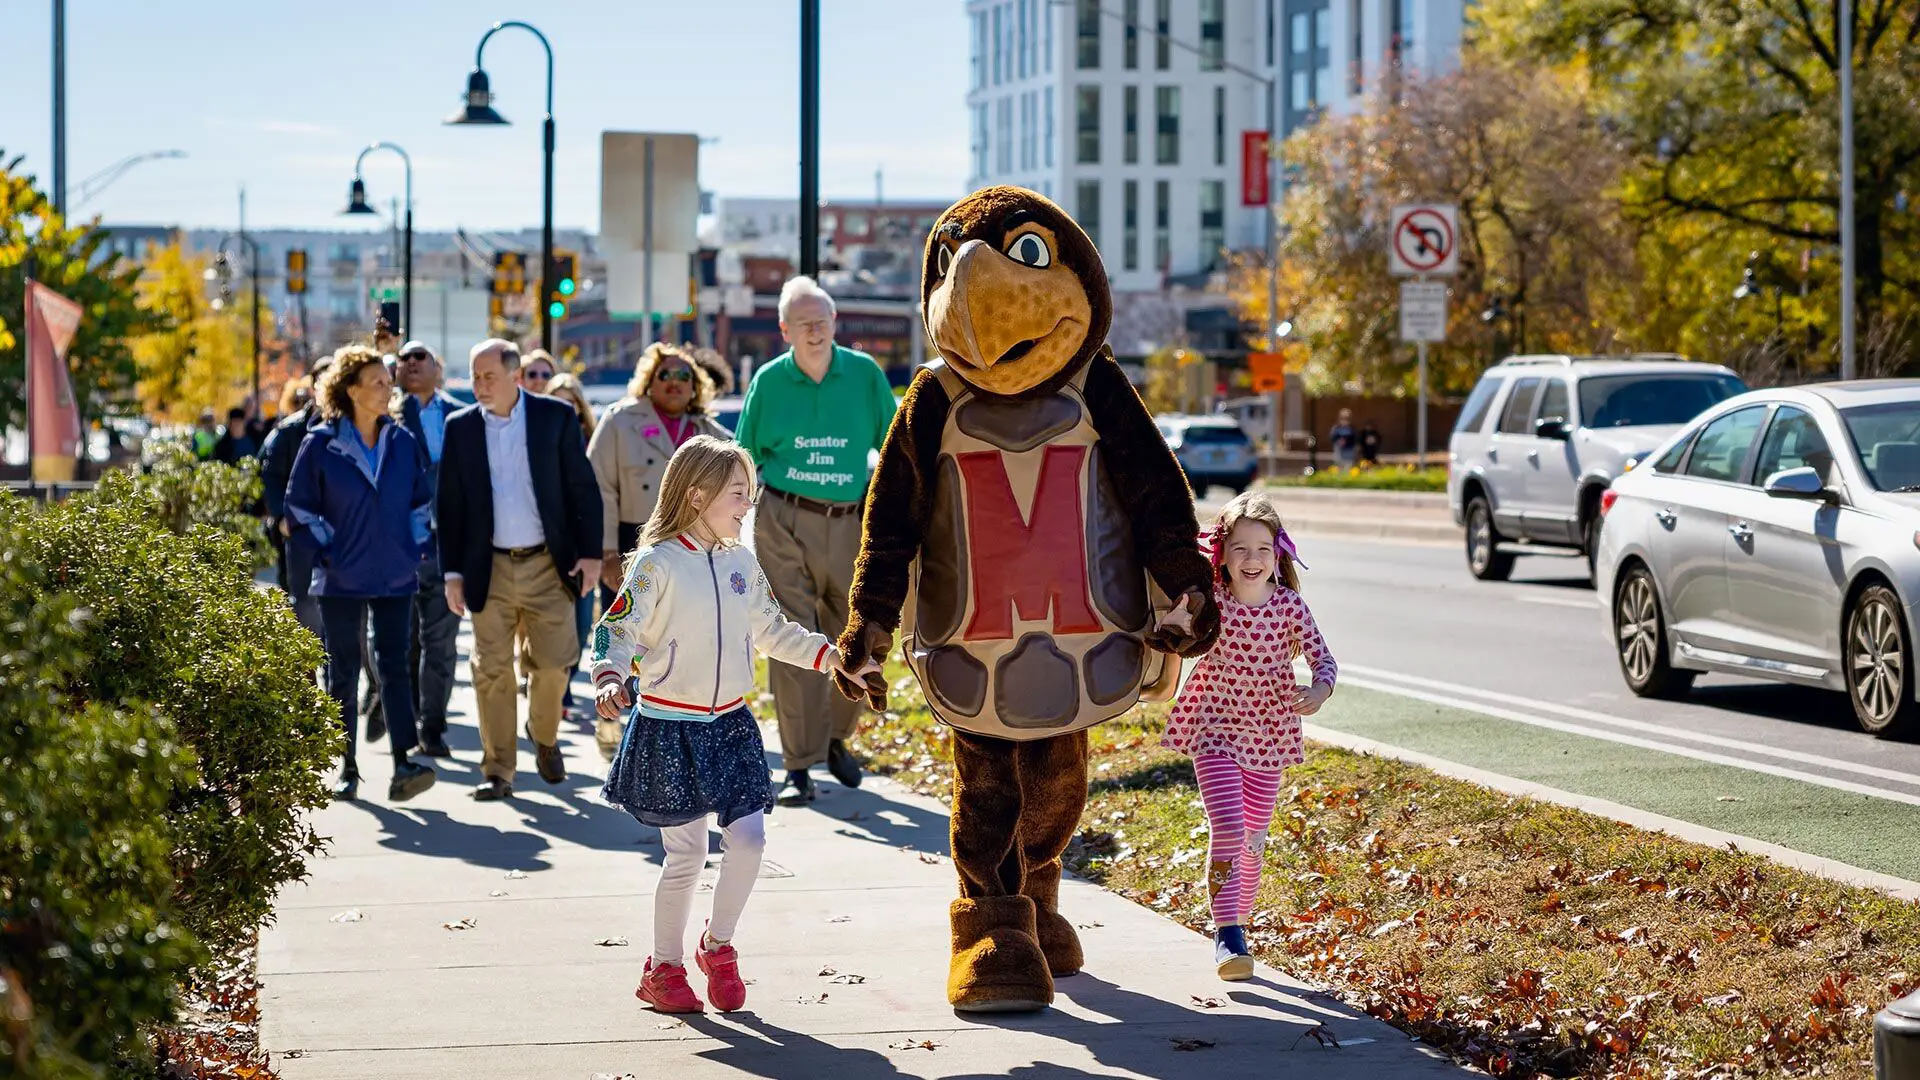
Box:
[417,394,447,464]
[483,390,546,549]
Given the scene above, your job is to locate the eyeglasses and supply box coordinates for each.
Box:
[654,368,694,384]
[523,369,554,382]
[400,350,432,362]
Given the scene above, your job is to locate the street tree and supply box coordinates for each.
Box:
[130,242,256,422]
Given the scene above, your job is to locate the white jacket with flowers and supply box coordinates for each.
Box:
[591,534,836,718]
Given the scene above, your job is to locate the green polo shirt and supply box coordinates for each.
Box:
[735,345,897,504]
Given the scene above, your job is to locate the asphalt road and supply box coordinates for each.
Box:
[1289,533,1920,804]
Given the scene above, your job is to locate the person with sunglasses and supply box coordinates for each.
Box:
[519,350,558,393]
[586,343,732,759]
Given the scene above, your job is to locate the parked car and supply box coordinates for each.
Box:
[1448,355,1747,580]
[1156,414,1256,495]
[1594,380,1920,736]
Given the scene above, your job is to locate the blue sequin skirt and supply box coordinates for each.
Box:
[601,705,775,828]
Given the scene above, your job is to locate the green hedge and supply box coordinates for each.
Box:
[0,455,336,1077]
[1266,465,1450,492]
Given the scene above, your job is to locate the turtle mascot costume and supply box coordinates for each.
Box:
[834,186,1220,1012]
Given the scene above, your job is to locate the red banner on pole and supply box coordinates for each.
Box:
[1242,131,1270,207]
[26,280,84,478]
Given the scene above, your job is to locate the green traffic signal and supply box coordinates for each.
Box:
[558,277,576,296]
[548,300,565,319]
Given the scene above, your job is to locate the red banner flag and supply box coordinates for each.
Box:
[26,280,84,479]
[1242,131,1271,207]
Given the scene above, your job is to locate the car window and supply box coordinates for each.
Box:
[1683,406,1767,484]
[1180,426,1249,445]
[1454,377,1504,434]
[1496,378,1542,435]
[1841,400,1920,491]
[1755,406,1835,484]
[1537,379,1570,423]
[1651,431,1695,474]
[1578,373,1747,428]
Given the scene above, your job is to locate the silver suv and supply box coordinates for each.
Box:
[1448,355,1747,580]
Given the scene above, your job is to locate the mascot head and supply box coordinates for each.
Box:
[921,186,1112,397]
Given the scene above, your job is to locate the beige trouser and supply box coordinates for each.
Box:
[471,551,581,783]
[754,492,864,770]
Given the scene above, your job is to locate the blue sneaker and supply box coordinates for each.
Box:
[1214,924,1254,981]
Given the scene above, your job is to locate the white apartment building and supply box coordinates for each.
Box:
[966,0,1466,296]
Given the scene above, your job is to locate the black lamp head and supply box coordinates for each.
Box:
[343,177,376,215]
[446,69,508,125]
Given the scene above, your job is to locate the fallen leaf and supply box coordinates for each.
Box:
[1293,1023,1342,1050]
[1715,795,1744,802]
[593,1073,640,1079]
[796,992,830,1005]
[1170,1037,1216,1051]
[1370,919,1406,938]
[918,852,943,864]
[329,909,365,923]
[818,966,838,977]
[443,917,477,931]
[1191,995,1227,1008]
[488,889,509,897]
[282,1050,308,1060]
[595,937,630,947]
[505,869,528,879]
[830,973,867,984]
[829,915,852,923]
[887,1039,941,1051]
[1075,921,1105,930]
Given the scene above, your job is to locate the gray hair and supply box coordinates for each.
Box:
[470,337,521,371]
[777,276,836,324]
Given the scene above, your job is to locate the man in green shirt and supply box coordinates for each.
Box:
[735,276,898,805]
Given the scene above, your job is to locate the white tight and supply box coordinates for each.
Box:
[653,811,766,964]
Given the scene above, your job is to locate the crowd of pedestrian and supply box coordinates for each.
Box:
[223,275,892,807]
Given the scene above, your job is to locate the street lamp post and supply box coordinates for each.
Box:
[448,21,556,354]
[1839,0,1856,380]
[800,0,821,278]
[207,231,263,416]
[344,142,414,340]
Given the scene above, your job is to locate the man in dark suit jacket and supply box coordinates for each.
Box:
[395,341,467,757]
[437,338,604,800]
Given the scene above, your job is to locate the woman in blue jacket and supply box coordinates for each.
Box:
[287,345,438,803]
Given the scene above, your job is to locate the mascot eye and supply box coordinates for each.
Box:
[936,244,954,277]
[1006,232,1051,268]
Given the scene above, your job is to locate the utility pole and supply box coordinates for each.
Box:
[799,0,821,278]
[1839,0,1856,380]
[52,0,66,216]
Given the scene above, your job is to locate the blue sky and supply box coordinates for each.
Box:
[1,1,970,231]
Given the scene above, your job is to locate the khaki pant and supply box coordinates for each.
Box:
[754,492,864,770]
[471,552,581,783]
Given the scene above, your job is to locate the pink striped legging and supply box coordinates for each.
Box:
[1194,753,1285,927]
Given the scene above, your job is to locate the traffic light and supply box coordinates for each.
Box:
[547,250,578,321]
[286,248,308,295]
[491,251,527,296]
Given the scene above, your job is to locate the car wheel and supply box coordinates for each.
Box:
[1583,513,1601,578]
[1845,584,1920,737]
[1614,565,1694,699]
[1465,495,1514,581]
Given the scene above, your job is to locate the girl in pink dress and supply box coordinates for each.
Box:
[1161,491,1336,980]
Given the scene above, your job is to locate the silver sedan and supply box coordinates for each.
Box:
[1594,380,1920,736]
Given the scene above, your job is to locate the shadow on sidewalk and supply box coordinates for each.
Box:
[761,751,954,858]
[347,802,556,872]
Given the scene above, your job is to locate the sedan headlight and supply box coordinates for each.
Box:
[1621,451,1652,473]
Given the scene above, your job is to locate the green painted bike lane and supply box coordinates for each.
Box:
[1308,684,1920,883]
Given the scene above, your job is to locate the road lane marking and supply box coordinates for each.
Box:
[1339,668,1920,806]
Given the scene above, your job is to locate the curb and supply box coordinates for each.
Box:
[1303,724,1920,902]
[1260,486,1453,511]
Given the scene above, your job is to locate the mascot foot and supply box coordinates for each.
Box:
[948,896,1053,1013]
[1023,873,1083,977]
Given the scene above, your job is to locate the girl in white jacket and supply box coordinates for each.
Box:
[593,435,876,1014]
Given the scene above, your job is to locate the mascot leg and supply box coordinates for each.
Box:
[949,731,1053,1012]
[1016,731,1089,977]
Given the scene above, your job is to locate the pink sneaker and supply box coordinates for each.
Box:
[696,929,747,1012]
[636,958,704,1013]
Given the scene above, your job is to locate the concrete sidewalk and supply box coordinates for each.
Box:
[259,664,1470,1079]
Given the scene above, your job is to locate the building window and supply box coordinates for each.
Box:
[1200,180,1225,270]
[1027,92,1040,169]
[1006,96,1021,171]
[1313,63,1330,105]
[1076,0,1100,68]
[1123,180,1140,271]
[1266,0,1275,65]
[1290,12,1308,56]
[1155,85,1180,164]
[1200,0,1225,71]
[1154,0,1171,69]
[1045,0,1054,71]
[1154,179,1170,270]
[1397,0,1415,57]
[1031,0,1041,74]
[1076,84,1101,163]
[1044,85,1055,166]
[1019,93,1030,170]
[993,4,1003,85]
[1291,70,1309,110]
[1123,85,1139,164]
[1350,0,1364,93]
[972,12,988,90]
[1314,9,1330,65]
[1124,0,1139,69]
[1077,180,1101,249]
[973,103,989,178]
[1213,85,1226,165]
[1017,0,1028,79]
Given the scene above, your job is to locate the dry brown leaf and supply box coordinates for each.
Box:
[443,917,477,931]
[595,937,630,947]
[830,973,867,984]
[1170,1037,1216,1051]
[887,1039,941,1051]
[1191,995,1227,1008]
[796,992,830,1005]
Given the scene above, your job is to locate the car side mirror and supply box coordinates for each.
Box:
[1533,416,1570,441]
[1764,467,1836,503]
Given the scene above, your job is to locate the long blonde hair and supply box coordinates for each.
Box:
[546,371,597,440]
[628,435,758,573]
[1210,490,1302,593]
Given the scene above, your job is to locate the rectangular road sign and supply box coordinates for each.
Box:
[1248,351,1288,393]
[1389,204,1459,276]
[1399,280,1448,342]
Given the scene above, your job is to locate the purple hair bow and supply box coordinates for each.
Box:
[1201,521,1309,571]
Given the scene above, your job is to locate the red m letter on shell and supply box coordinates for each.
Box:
[957,445,1102,640]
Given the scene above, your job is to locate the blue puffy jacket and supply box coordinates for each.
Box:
[285,417,432,598]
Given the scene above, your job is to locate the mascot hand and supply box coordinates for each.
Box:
[1145,587,1220,659]
[833,616,893,711]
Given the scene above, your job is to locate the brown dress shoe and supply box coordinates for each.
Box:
[472,777,513,801]
[526,723,566,784]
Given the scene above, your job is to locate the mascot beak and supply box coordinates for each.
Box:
[928,239,1064,375]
